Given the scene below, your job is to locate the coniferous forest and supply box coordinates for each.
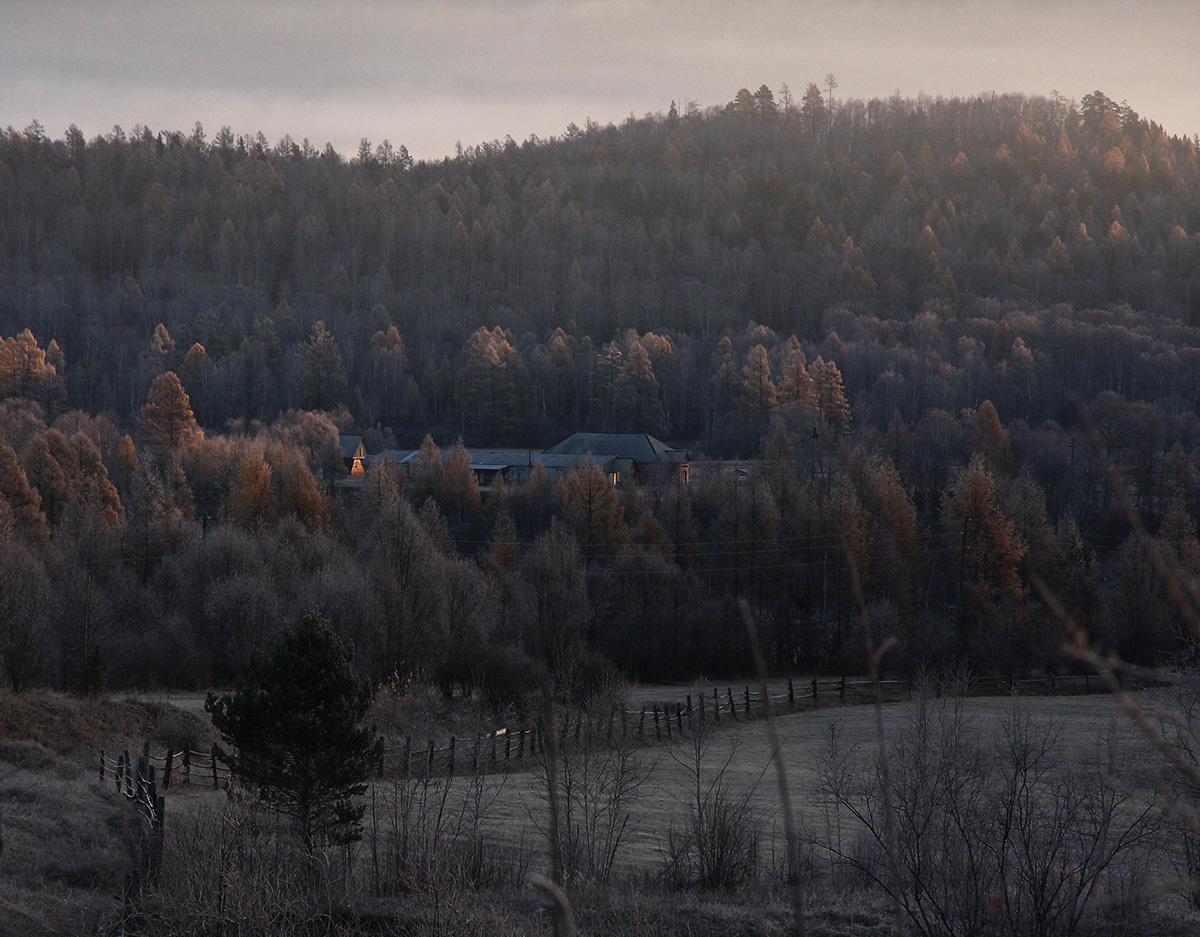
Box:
[2,86,1200,694]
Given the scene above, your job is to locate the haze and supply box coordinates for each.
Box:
[2,0,1197,159]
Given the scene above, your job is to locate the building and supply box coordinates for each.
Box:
[543,433,689,486]
[340,431,689,494]
[339,435,368,476]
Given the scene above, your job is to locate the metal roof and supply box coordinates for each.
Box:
[544,432,686,462]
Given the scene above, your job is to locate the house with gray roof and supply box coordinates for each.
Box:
[544,433,689,486]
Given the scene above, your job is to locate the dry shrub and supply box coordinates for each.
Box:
[818,688,1163,937]
[530,691,654,886]
[366,769,529,900]
[659,717,765,891]
[141,795,358,937]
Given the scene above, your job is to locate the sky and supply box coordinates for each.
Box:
[2,1,1197,160]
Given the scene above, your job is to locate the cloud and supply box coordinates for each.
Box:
[1,0,1196,158]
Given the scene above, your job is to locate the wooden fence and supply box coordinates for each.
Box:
[97,741,167,887]
[372,671,1138,779]
[102,671,1144,790]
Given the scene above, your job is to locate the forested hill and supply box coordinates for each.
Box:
[1,87,1199,446]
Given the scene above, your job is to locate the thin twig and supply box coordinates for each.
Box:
[740,598,806,937]
[841,532,907,937]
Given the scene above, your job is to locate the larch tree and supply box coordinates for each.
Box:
[0,438,48,539]
[941,455,1027,649]
[777,336,817,408]
[140,371,199,452]
[440,437,481,520]
[973,400,1016,476]
[557,459,626,561]
[410,433,443,503]
[739,343,778,427]
[811,356,852,430]
[617,340,666,434]
[228,451,278,528]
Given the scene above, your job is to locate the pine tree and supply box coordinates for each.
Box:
[206,612,382,853]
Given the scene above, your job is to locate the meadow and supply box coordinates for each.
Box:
[4,681,1199,936]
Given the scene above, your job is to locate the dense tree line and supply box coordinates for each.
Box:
[1,88,1198,444]
[1,87,1199,692]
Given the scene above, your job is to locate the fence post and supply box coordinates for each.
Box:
[676,704,684,734]
[638,707,645,738]
[699,692,706,726]
[211,745,220,789]
[653,705,661,741]
[839,676,846,701]
[163,749,173,789]
[714,688,721,724]
[812,677,818,706]
[744,686,750,715]
[728,688,737,721]
[182,747,190,786]
[788,678,795,709]
[449,737,456,777]
[100,750,106,782]
[123,750,131,795]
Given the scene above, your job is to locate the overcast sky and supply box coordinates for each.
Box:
[2,1,1196,160]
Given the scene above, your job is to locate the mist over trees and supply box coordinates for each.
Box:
[1,87,1200,692]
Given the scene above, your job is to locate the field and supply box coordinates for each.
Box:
[4,685,1200,936]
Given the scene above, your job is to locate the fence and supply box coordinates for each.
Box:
[98,741,167,888]
[100,672,1145,790]
[373,670,1137,779]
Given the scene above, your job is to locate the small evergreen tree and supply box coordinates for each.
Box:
[206,612,382,853]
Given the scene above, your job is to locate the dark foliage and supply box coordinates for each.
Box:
[205,611,382,852]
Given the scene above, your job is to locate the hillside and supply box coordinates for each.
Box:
[0,88,1197,443]
[0,89,1198,695]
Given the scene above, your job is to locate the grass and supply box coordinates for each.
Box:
[4,685,1199,936]
[0,689,213,937]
